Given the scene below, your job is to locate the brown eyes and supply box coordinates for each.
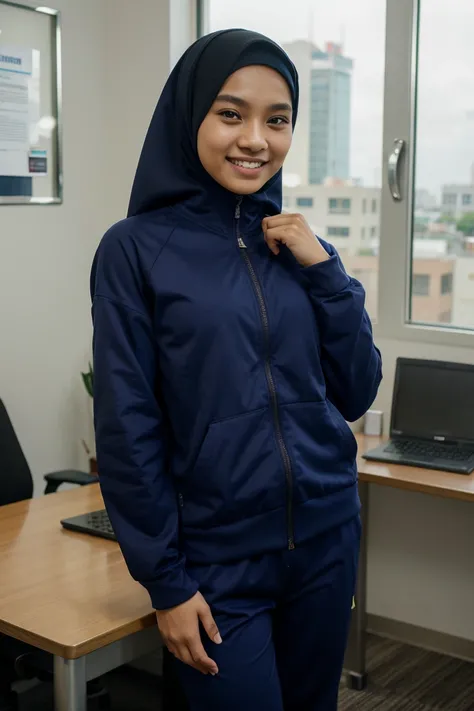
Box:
[217,110,290,126]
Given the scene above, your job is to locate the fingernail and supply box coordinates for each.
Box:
[214,633,222,644]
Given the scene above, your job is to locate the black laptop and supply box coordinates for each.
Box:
[61,508,117,541]
[363,358,474,474]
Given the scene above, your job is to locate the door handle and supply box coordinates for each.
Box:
[388,138,405,201]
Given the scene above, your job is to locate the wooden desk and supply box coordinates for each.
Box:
[2,438,473,707]
[0,484,159,711]
[345,433,474,689]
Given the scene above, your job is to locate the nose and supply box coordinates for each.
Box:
[236,120,268,153]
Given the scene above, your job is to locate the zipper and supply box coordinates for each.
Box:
[234,197,295,550]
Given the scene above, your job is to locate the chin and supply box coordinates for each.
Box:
[237,183,264,195]
[223,178,267,195]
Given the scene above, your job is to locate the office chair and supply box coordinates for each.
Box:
[0,398,107,710]
[0,398,98,507]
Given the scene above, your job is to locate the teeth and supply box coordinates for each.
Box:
[230,159,263,169]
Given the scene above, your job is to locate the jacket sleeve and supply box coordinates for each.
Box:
[91,231,198,610]
[301,239,382,422]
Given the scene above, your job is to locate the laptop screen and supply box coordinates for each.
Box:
[391,359,474,443]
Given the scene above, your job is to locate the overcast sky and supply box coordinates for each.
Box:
[207,0,474,197]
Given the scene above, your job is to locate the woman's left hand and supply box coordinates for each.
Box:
[262,213,330,268]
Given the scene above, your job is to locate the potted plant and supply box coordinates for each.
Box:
[81,362,98,475]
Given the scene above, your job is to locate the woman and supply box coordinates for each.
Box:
[91,29,382,711]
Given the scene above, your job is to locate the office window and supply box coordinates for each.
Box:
[361,227,365,239]
[202,0,386,324]
[370,226,377,237]
[441,273,453,295]
[296,197,313,207]
[362,198,367,214]
[412,274,430,296]
[327,226,350,237]
[379,0,474,340]
[371,199,377,213]
[328,198,351,214]
[410,0,474,328]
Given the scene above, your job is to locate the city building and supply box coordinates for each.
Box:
[282,40,353,185]
[341,252,379,320]
[332,249,455,326]
[441,164,474,219]
[452,255,474,328]
[283,181,380,256]
[410,255,454,324]
[415,189,439,212]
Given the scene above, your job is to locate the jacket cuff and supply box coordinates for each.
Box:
[142,566,199,611]
[301,254,351,297]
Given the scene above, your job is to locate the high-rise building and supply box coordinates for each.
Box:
[283,40,353,186]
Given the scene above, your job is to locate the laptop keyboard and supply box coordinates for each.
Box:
[385,440,474,462]
[85,509,115,535]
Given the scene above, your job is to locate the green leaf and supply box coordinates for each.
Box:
[81,364,94,398]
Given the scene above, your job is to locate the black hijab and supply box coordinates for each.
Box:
[127,29,299,219]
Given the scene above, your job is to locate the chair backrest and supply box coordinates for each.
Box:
[0,399,33,506]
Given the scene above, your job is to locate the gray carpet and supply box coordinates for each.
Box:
[339,635,474,711]
[17,634,474,710]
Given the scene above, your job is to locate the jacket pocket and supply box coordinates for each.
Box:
[179,408,284,529]
[280,400,357,501]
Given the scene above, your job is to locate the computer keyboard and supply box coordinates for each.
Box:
[86,509,115,535]
[384,440,474,462]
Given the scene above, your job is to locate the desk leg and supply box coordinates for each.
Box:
[344,481,369,690]
[54,656,87,711]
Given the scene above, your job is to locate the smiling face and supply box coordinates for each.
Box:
[197,65,293,195]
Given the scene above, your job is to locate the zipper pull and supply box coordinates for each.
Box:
[238,237,247,249]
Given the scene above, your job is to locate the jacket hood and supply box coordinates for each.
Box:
[127,29,299,235]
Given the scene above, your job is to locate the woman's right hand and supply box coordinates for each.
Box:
[156,591,222,675]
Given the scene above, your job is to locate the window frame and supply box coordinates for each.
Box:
[377,0,474,346]
[296,197,314,207]
[441,273,453,295]
[328,197,351,214]
[412,274,430,297]
[327,226,350,237]
[197,0,474,347]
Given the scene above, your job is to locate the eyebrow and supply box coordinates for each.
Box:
[215,93,292,112]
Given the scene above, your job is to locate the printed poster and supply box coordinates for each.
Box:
[0,45,43,177]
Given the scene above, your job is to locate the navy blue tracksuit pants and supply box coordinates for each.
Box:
[173,515,360,711]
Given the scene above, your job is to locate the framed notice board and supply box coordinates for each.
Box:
[0,1,62,204]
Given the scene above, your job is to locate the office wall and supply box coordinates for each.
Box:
[102,0,195,223]
[0,0,180,493]
[0,0,109,491]
[367,337,474,641]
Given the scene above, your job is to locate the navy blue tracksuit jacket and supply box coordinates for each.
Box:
[91,186,381,611]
